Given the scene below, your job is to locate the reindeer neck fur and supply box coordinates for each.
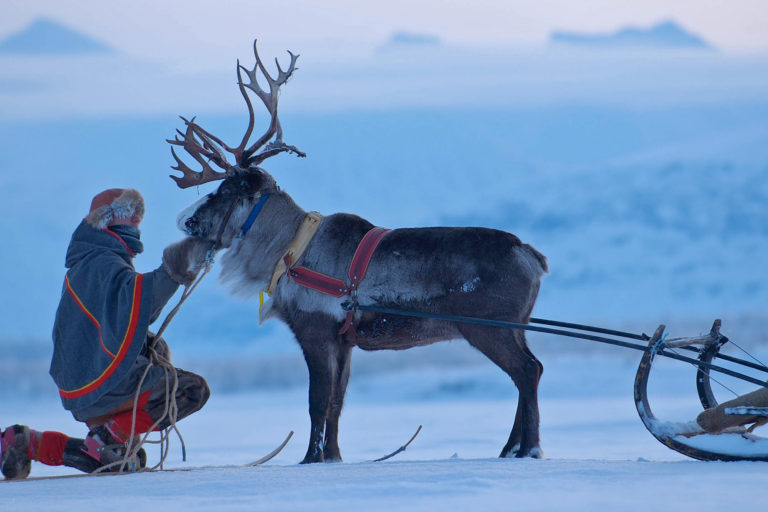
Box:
[219,190,306,296]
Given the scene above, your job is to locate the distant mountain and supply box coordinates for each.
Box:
[0,18,113,55]
[378,31,442,51]
[551,20,712,50]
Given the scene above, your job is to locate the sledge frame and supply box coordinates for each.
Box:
[634,321,768,462]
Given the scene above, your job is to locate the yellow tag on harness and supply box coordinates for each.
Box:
[258,289,275,325]
[259,289,268,314]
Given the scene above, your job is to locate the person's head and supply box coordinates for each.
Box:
[84,188,145,229]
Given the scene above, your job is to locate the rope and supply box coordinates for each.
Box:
[93,248,216,474]
[728,338,768,371]
[662,343,741,399]
[155,246,216,340]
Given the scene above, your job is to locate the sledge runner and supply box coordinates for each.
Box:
[2,189,211,479]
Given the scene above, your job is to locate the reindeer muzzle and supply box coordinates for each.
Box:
[184,217,203,237]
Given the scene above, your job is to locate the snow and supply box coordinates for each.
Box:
[8,457,762,512]
[677,431,768,457]
[4,346,768,510]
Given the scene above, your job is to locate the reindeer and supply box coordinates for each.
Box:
[168,40,549,463]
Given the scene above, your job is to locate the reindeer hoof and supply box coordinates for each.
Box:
[500,443,520,458]
[300,453,325,464]
[515,446,544,459]
[323,449,343,463]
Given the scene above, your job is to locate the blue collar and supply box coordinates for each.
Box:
[239,193,271,238]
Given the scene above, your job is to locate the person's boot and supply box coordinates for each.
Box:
[1,425,32,480]
[65,425,146,474]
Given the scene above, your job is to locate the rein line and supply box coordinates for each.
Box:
[114,191,274,471]
[346,303,768,389]
[99,252,215,474]
[106,191,273,472]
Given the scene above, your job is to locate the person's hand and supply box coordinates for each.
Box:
[162,238,212,285]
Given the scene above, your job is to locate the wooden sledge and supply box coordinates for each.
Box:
[634,321,768,462]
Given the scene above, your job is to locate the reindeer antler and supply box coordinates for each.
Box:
[167,117,233,188]
[167,39,305,189]
[237,39,306,166]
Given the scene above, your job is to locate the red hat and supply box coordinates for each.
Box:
[85,188,145,229]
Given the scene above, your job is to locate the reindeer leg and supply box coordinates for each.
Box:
[460,325,544,459]
[298,338,336,464]
[511,341,543,459]
[502,344,544,457]
[323,342,353,462]
[503,398,525,457]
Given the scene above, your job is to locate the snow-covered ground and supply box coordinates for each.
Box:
[4,342,768,510]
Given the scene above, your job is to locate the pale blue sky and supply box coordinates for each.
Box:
[2,1,767,119]
[2,0,768,64]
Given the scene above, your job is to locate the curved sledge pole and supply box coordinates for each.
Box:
[694,320,727,410]
[634,325,768,462]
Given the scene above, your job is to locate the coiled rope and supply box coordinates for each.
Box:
[96,248,216,473]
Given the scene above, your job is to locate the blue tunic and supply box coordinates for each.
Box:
[50,221,179,419]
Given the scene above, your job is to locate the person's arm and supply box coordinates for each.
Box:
[149,237,212,324]
[162,237,212,287]
[148,265,181,324]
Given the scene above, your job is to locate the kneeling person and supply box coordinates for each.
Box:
[2,189,211,479]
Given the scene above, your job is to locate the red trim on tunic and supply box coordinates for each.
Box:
[104,227,135,258]
[58,274,144,400]
[65,275,116,359]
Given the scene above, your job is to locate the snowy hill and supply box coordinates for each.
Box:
[0,18,113,55]
[551,20,712,50]
[1,106,767,368]
[377,31,442,52]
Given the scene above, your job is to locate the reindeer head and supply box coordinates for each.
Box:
[169,40,305,247]
[176,168,277,241]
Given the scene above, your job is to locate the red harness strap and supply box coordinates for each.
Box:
[347,227,390,293]
[288,264,347,297]
[287,226,391,335]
